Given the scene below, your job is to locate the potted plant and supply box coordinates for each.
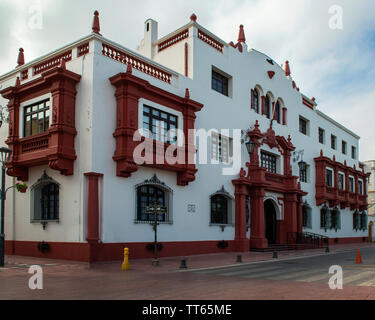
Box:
[15,182,28,193]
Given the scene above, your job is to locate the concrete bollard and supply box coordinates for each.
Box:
[236,254,242,263]
[122,248,130,271]
[179,258,187,269]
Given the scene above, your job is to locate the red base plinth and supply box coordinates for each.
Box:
[250,237,268,249]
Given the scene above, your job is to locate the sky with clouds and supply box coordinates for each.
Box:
[0,0,374,161]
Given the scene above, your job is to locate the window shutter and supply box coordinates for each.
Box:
[221,136,229,163]
[211,132,219,161]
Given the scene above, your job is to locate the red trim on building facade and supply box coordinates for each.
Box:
[1,64,81,181]
[302,97,314,110]
[232,121,307,251]
[5,236,369,262]
[315,151,369,210]
[184,42,188,77]
[109,70,203,186]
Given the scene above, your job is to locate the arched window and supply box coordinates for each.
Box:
[274,101,281,124]
[31,171,60,226]
[210,186,233,225]
[252,89,259,113]
[137,185,165,222]
[135,174,173,224]
[264,95,271,119]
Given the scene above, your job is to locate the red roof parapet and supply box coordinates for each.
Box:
[284,60,291,77]
[17,48,25,67]
[92,10,101,35]
[190,13,197,22]
[238,25,246,43]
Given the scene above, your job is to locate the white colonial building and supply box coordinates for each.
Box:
[0,12,372,262]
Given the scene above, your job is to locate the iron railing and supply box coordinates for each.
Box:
[287,232,329,249]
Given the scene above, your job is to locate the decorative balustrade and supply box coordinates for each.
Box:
[33,50,72,75]
[102,43,172,84]
[21,69,28,80]
[77,42,89,57]
[21,134,49,153]
[158,29,189,52]
[265,172,284,184]
[197,29,224,53]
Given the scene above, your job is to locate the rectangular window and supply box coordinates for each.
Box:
[351,146,356,159]
[23,99,50,137]
[342,140,347,155]
[338,173,345,190]
[211,132,230,163]
[349,176,355,193]
[299,164,309,183]
[261,151,277,173]
[212,70,229,96]
[142,105,178,145]
[358,180,363,195]
[299,117,308,135]
[331,135,337,150]
[326,168,333,187]
[318,128,325,144]
[330,209,340,230]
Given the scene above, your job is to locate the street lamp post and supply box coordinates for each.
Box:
[0,147,12,267]
[146,196,167,266]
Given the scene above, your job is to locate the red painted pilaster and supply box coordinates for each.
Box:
[84,172,103,244]
[232,179,251,252]
[250,187,268,249]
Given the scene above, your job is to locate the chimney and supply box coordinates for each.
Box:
[142,19,158,59]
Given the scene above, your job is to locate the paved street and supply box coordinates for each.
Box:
[191,247,375,287]
[2,244,375,299]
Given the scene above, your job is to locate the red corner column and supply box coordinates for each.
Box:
[250,187,268,249]
[84,172,103,245]
[232,178,251,252]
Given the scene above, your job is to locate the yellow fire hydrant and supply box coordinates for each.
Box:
[121,247,130,271]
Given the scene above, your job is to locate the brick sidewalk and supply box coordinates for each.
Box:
[2,242,373,274]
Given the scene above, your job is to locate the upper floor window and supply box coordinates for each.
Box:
[24,99,50,137]
[351,146,357,159]
[326,168,333,187]
[331,135,337,150]
[299,164,310,183]
[211,132,231,163]
[299,116,309,135]
[342,140,347,155]
[212,69,229,96]
[261,151,277,173]
[348,176,355,193]
[252,89,259,113]
[264,95,271,119]
[318,128,325,144]
[274,101,281,124]
[358,180,363,195]
[142,105,178,145]
[338,172,345,190]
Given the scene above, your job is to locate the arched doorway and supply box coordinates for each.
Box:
[369,221,373,243]
[264,199,277,244]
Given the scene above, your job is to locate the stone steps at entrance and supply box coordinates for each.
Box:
[250,244,294,252]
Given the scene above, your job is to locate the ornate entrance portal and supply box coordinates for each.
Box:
[264,199,277,244]
[232,121,307,251]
